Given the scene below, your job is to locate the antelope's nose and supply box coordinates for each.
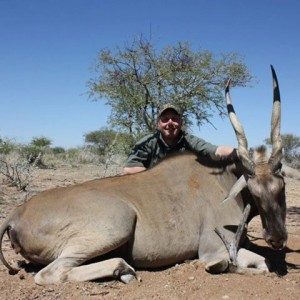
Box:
[267,238,286,250]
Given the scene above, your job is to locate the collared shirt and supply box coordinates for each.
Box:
[124,130,218,169]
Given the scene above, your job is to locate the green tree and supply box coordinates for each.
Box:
[21,136,52,166]
[84,128,117,155]
[0,138,18,154]
[31,136,52,148]
[84,128,135,156]
[265,133,300,163]
[51,146,66,154]
[87,36,255,137]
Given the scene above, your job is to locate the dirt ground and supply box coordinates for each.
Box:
[0,165,299,300]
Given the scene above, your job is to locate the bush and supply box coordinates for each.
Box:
[84,128,136,157]
[64,147,101,165]
[0,134,130,191]
[0,151,41,191]
[0,138,18,154]
[51,147,66,154]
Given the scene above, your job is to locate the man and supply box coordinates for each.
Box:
[123,104,237,175]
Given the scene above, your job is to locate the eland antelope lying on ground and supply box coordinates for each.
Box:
[0,66,287,285]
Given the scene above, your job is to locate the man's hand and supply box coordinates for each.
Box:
[214,146,239,161]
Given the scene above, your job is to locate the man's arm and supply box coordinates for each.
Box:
[122,166,146,175]
[122,133,157,175]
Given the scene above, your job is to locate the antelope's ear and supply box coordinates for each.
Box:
[223,175,247,203]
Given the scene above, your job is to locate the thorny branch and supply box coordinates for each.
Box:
[0,152,42,191]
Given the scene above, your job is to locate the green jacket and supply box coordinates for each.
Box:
[125,130,218,169]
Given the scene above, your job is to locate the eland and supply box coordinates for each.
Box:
[0,66,287,285]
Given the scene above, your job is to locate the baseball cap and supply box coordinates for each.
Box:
[158,104,181,117]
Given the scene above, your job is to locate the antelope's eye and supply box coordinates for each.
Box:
[273,162,282,174]
[246,171,255,179]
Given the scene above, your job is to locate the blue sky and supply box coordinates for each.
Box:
[0,0,299,148]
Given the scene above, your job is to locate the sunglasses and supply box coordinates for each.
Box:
[160,115,181,123]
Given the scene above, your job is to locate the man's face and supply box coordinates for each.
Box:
[158,109,182,142]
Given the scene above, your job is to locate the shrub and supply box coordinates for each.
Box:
[0,151,41,191]
[51,147,66,154]
[0,138,18,154]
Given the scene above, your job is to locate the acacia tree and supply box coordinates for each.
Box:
[21,136,52,166]
[31,136,52,148]
[87,37,254,137]
[84,127,135,156]
[84,128,116,155]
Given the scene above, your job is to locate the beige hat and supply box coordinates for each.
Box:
[158,104,181,117]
